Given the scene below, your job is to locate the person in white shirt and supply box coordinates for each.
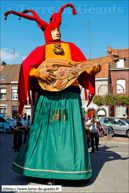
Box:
[86,114,99,153]
[12,114,25,152]
[23,115,32,144]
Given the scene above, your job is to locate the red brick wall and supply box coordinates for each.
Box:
[110,70,129,117]
[1,85,11,116]
[1,83,32,117]
[110,70,129,95]
[1,83,19,117]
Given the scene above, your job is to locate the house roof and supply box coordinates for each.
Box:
[0,66,4,71]
[0,64,21,83]
[107,47,129,58]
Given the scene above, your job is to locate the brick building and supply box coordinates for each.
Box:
[107,47,129,118]
[0,62,32,118]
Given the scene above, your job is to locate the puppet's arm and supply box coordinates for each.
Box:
[29,68,39,79]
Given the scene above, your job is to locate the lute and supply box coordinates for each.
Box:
[38,53,119,92]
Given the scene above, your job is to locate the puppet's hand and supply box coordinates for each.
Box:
[39,68,56,84]
[92,63,102,76]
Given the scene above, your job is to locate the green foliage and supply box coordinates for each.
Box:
[93,93,129,106]
[93,95,104,106]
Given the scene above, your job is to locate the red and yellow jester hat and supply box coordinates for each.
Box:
[4,3,77,43]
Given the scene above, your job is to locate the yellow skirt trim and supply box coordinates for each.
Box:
[13,162,92,174]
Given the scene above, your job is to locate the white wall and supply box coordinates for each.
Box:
[80,79,109,117]
[95,80,109,95]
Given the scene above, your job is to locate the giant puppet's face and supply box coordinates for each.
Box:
[51,28,60,40]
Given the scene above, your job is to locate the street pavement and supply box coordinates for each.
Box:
[0,133,129,193]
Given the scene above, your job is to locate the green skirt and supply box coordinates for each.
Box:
[12,87,92,180]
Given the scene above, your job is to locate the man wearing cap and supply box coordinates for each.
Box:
[5,3,101,183]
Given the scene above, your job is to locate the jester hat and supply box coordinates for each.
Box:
[4,3,77,43]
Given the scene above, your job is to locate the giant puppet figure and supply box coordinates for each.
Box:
[4,4,101,181]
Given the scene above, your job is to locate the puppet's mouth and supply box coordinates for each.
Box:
[55,36,60,39]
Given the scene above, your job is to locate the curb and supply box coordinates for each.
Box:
[99,141,129,144]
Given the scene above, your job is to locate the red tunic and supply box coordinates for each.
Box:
[18,41,95,114]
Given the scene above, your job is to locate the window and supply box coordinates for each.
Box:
[117,58,124,68]
[113,119,125,125]
[116,106,126,117]
[12,106,17,118]
[24,106,32,117]
[0,117,6,122]
[12,89,18,100]
[1,75,7,80]
[0,88,6,100]
[117,79,126,94]
[0,105,7,114]
[98,110,105,116]
[104,118,113,124]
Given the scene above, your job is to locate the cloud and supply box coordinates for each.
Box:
[3,48,8,51]
[22,56,27,61]
[0,48,18,62]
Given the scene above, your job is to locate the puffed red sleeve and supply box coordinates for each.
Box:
[18,45,45,114]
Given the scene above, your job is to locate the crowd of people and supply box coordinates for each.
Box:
[12,111,102,153]
[83,111,102,153]
[12,113,32,152]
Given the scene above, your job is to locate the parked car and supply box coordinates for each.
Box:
[0,115,14,133]
[100,117,129,137]
[120,117,129,122]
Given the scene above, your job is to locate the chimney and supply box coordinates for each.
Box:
[1,61,6,66]
[107,46,112,55]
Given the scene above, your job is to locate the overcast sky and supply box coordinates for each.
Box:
[1,0,128,64]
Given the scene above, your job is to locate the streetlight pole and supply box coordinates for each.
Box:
[61,24,69,27]
[81,20,96,59]
[86,21,96,59]
[13,48,15,64]
[88,22,91,59]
